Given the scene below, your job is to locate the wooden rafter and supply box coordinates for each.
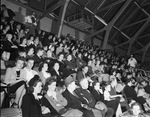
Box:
[110,7,139,41]
[40,0,63,19]
[120,18,147,30]
[95,0,126,14]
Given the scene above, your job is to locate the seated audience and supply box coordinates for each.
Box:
[1,5,150,117]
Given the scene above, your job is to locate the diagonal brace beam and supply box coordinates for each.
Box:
[127,17,150,55]
[132,42,150,54]
[96,0,126,14]
[85,0,131,41]
[40,0,63,19]
[101,0,132,49]
[121,18,147,30]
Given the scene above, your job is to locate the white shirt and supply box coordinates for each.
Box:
[128,58,137,67]
[25,15,37,26]
[104,90,111,101]
[23,68,38,82]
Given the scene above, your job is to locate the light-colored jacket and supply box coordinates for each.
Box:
[45,90,67,113]
[4,67,25,84]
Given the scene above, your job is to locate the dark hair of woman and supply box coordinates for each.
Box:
[57,52,65,58]
[43,77,56,94]
[26,57,34,62]
[20,37,26,44]
[28,75,42,93]
[26,46,34,53]
[38,62,48,72]
[28,34,34,39]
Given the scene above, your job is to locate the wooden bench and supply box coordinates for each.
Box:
[1,108,22,117]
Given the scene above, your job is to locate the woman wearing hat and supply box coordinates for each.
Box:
[21,75,51,117]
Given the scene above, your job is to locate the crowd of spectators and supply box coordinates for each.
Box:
[0,3,150,117]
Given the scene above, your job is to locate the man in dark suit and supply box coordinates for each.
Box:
[33,48,44,66]
[62,75,95,117]
[75,78,104,117]
[76,66,88,83]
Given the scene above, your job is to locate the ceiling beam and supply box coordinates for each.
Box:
[137,34,150,39]
[134,1,150,17]
[40,0,63,19]
[120,18,147,30]
[85,0,132,40]
[71,0,107,26]
[110,7,139,41]
[115,18,150,49]
[115,3,150,49]
[95,0,126,14]
[93,0,106,14]
[141,0,150,6]
[102,0,132,49]
[85,0,91,7]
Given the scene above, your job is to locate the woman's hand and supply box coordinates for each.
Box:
[11,45,18,48]
[56,103,62,106]
[42,106,50,114]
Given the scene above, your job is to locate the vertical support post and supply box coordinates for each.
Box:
[142,51,146,62]
[102,28,111,49]
[57,0,70,38]
[91,37,94,45]
[75,29,79,40]
[142,43,150,62]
